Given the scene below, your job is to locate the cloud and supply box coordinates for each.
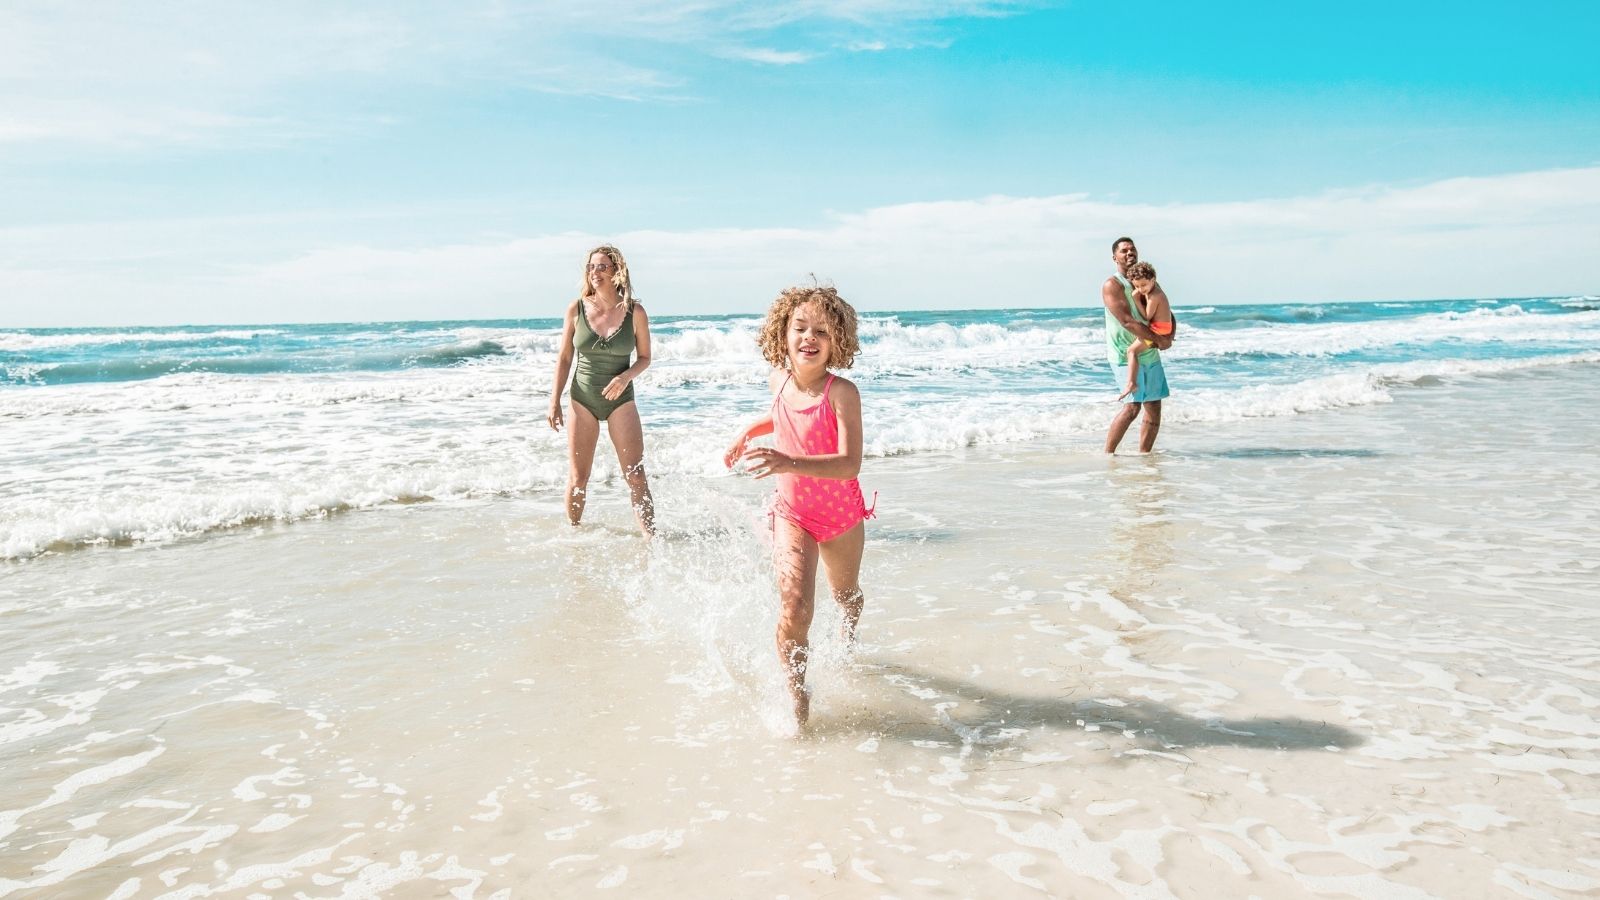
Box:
[0,1,1027,151]
[0,102,308,149]
[3,166,1597,327]
[720,47,817,65]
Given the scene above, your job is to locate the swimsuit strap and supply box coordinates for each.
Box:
[821,373,835,401]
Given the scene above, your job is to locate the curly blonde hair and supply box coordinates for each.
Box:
[579,244,636,307]
[756,283,861,369]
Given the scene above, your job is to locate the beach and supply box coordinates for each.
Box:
[7,0,1598,893]
[3,301,1600,897]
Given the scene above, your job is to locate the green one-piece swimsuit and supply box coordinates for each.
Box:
[571,300,636,421]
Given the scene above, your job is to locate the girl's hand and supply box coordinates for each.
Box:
[601,375,629,401]
[723,435,748,469]
[740,446,795,479]
[547,403,564,432]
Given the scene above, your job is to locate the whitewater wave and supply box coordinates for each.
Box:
[4,338,517,387]
[0,328,283,352]
[6,351,1594,561]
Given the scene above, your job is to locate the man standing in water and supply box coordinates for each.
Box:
[1102,237,1174,453]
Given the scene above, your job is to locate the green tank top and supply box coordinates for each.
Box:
[1105,274,1160,366]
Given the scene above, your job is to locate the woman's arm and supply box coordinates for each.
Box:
[602,303,652,401]
[547,302,578,431]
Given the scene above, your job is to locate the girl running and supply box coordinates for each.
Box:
[724,284,874,728]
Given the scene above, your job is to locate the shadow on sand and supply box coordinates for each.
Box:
[815,663,1363,756]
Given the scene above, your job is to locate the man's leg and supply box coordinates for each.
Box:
[1138,400,1162,452]
[1105,402,1140,453]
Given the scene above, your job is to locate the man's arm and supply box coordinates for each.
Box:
[1102,277,1159,344]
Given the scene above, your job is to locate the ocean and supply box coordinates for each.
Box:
[4,296,1597,561]
[3,295,1599,897]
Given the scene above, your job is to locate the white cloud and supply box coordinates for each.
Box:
[0,1,1021,151]
[3,166,1597,327]
[720,47,817,65]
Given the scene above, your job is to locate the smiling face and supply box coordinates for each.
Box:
[1112,239,1138,274]
[757,284,860,370]
[787,301,833,372]
[586,251,617,294]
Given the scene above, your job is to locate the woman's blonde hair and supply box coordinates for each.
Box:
[756,283,860,369]
[579,244,635,306]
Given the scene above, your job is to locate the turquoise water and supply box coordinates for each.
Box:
[2,295,1597,559]
[5,296,1595,389]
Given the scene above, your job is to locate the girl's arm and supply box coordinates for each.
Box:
[602,304,652,401]
[724,414,774,468]
[745,378,863,480]
[724,369,783,468]
[547,302,578,431]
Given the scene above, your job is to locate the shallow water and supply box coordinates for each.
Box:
[5,296,1598,562]
[3,363,1598,897]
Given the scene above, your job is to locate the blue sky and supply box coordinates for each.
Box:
[2,1,1597,326]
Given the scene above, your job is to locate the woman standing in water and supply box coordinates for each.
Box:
[547,245,656,537]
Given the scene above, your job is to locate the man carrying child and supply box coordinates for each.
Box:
[1101,236,1175,453]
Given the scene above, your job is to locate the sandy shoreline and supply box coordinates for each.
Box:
[3,364,1599,897]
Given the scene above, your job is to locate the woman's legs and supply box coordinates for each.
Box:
[818,521,866,644]
[565,402,601,526]
[604,401,656,537]
[772,515,819,725]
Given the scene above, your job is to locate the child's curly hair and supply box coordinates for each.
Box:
[1126,261,1157,281]
[756,283,861,370]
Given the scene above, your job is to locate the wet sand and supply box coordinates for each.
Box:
[2,364,1598,897]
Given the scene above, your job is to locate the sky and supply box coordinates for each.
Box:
[2,1,1598,327]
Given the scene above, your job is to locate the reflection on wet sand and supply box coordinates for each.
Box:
[1104,456,1174,615]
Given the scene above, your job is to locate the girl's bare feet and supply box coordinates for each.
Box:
[836,587,864,647]
[789,682,811,728]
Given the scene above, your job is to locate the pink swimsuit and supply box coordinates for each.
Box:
[772,374,874,543]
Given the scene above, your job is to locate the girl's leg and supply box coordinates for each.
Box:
[1119,339,1144,397]
[565,403,601,526]
[604,401,656,538]
[772,515,819,725]
[818,521,866,644]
